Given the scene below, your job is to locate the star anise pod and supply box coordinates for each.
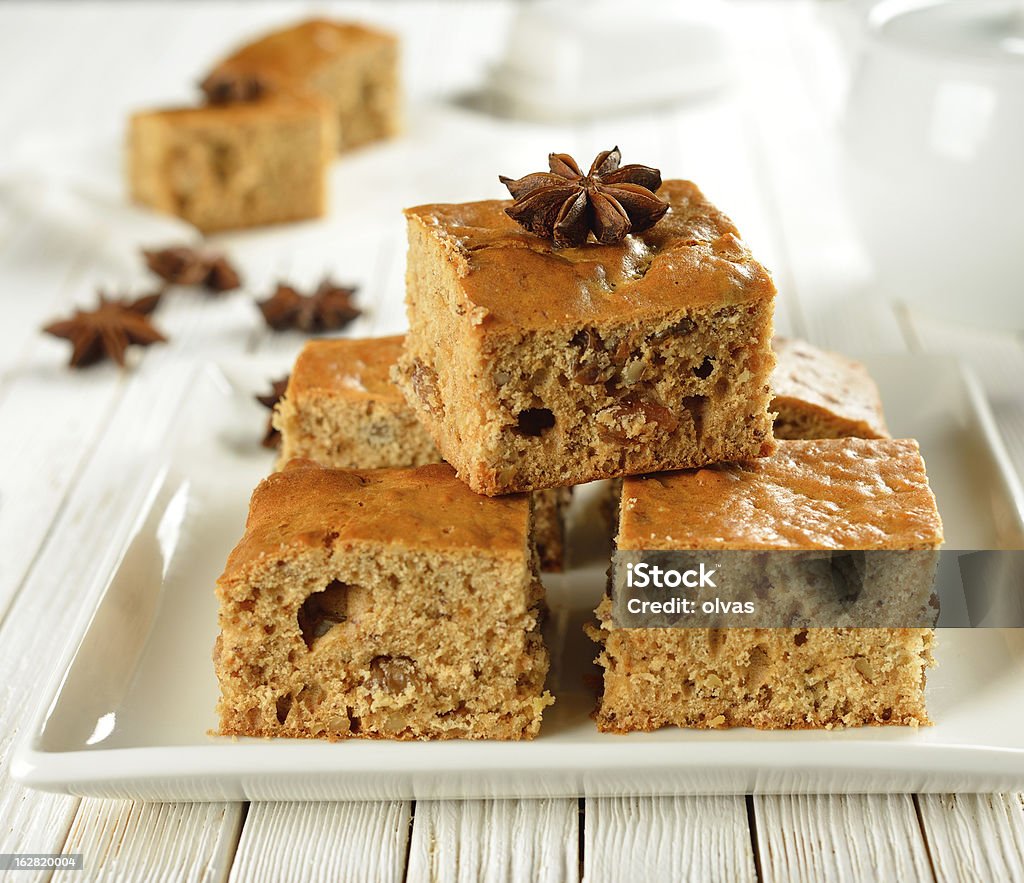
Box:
[200,70,267,105]
[257,279,361,333]
[43,292,167,368]
[499,147,668,248]
[256,375,290,448]
[142,246,241,293]
[205,255,241,292]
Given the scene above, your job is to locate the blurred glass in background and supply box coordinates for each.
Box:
[840,0,1024,327]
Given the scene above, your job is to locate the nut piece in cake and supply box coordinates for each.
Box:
[128,98,335,233]
[772,337,889,440]
[394,180,777,496]
[274,335,570,571]
[202,19,400,151]
[589,438,944,731]
[214,461,553,740]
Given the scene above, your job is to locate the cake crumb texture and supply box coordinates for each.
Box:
[128,98,334,232]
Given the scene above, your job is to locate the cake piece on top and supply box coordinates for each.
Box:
[202,18,399,151]
[395,180,777,496]
[590,437,943,732]
[772,337,889,440]
[128,98,335,233]
[273,336,570,570]
[215,461,552,740]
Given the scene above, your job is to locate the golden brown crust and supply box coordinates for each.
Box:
[772,337,889,440]
[619,438,944,551]
[288,336,407,403]
[404,180,776,332]
[222,461,530,582]
[203,18,400,151]
[210,18,397,87]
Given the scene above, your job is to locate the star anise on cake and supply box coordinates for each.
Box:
[257,279,361,333]
[499,147,668,248]
[200,70,268,105]
[43,291,167,368]
[256,375,290,448]
[143,246,241,293]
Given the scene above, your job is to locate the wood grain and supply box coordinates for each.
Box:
[754,795,933,883]
[585,796,756,883]
[405,799,579,883]
[917,794,1024,883]
[53,802,243,883]
[229,802,411,883]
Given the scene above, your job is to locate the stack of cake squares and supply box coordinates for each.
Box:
[214,175,942,741]
[129,19,400,233]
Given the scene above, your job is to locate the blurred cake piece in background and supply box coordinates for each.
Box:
[202,19,400,151]
[128,97,335,233]
[772,337,889,440]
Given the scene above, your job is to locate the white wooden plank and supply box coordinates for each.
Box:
[406,799,578,883]
[584,796,755,883]
[917,794,1024,883]
[228,801,410,883]
[754,794,933,883]
[52,802,243,883]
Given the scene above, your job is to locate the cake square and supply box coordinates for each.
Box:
[394,180,777,496]
[273,336,570,571]
[128,98,335,233]
[590,438,944,731]
[772,337,889,440]
[214,461,552,740]
[202,18,400,151]
[276,335,437,471]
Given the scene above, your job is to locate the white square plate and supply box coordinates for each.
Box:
[13,355,1024,800]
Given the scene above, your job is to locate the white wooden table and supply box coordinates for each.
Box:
[2,2,1024,880]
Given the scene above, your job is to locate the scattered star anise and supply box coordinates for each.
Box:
[43,292,167,368]
[200,70,268,105]
[499,147,668,248]
[256,376,290,448]
[257,279,361,333]
[143,246,241,293]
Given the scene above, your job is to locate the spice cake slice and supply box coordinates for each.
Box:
[201,18,399,151]
[215,460,552,740]
[273,335,570,571]
[395,179,777,496]
[772,337,889,440]
[128,97,335,233]
[590,438,944,731]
